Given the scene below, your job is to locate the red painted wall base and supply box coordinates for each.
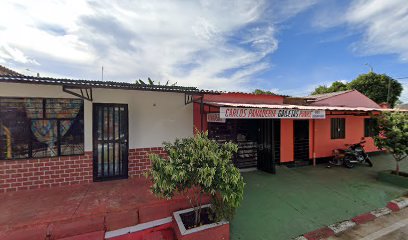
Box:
[108,223,175,240]
[173,220,230,240]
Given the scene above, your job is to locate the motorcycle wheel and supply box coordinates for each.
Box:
[329,158,341,166]
[366,158,373,167]
[344,156,355,168]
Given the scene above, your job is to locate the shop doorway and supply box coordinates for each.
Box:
[208,119,258,169]
[207,119,280,172]
[257,119,280,173]
[93,103,129,181]
[293,120,309,162]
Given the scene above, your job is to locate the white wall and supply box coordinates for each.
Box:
[0,82,194,151]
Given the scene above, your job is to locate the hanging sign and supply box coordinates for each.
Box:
[207,113,226,123]
[219,107,326,119]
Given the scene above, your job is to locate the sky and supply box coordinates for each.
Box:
[0,0,407,102]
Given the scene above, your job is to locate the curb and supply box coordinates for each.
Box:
[294,196,408,240]
[387,197,408,211]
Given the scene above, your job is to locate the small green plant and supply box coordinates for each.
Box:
[146,131,245,227]
[374,112,408,175]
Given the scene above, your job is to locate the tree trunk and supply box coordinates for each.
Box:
[395,161,400,176]
[194,206,200,226]
[193,191,202,226]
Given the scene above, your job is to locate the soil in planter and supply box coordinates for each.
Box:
[180,207,216,230]
[390,171,408,177]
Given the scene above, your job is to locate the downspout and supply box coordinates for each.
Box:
[200,96,204,132]
[313,119,316,166]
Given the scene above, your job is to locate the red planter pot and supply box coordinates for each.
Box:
[172,204,230,240]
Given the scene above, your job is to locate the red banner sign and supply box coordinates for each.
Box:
[219,107,326,119]
[207,113,226,123]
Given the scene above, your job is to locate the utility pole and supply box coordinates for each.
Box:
[365,63,373,72]
[387,78,391,104]
[101,66,104,81]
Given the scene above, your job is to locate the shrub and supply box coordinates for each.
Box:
[374,112,408,175]
[146,131,245,226]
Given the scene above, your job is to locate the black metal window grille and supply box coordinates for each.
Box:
[364,118,378,137]
[331,118,345,139]
[0,97,84,160]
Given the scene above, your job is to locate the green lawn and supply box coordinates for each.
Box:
[231,153,408,240]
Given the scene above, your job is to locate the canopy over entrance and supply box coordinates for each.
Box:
[203,101,385,121]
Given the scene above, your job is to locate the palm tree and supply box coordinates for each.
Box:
[136,77,177,86]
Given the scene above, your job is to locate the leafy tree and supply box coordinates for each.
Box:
[310,73,403,107]
[146,132,245,226]
[374,112,408,175]
[253,89,275,95]
[348,72,402,107]
[311,81,349,95]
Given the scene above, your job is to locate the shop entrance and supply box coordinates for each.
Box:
[293,120,309,162]
[257,119,280,173]
[208,119,280,173]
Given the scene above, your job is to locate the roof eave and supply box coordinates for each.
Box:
[0,75,206,94]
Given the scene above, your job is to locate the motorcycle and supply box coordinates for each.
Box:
[330,138,373,168]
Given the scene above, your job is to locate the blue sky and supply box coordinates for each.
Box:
[253,2,408,99]
[0,0,407,101]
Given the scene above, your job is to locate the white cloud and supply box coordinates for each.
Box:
[314,0,408,61]
[399,80,408,103]
[345,0,408,61]
[0,0,316,91]
[0,1,94,64]
[0,45,39,65]
[311,0,408,102]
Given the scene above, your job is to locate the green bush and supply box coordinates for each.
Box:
[146,131,245,226]
[374,112,408,175]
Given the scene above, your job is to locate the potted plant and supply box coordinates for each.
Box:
[146,131,245,240]
[374,112,408,188]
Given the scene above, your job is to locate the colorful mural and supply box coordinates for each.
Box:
[0,98,84,160]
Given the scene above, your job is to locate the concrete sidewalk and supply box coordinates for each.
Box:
[329,207,408,239]
[231,153,408,240]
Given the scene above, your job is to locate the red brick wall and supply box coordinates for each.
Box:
[0,148,168,193]
[0,152,93,193]
[128,147,167,178]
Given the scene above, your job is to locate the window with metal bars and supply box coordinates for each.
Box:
[331,118,345,139]
[0,97,84,160]
[364,118,378,137]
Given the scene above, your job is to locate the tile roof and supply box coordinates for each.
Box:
[0,74,290,96]
[0,74,211,94]
[0,65,22,76]
[0,65,287,96]
[396,103,408,110]
[303,90,354,101]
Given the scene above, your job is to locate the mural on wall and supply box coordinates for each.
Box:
[0,98,84,160]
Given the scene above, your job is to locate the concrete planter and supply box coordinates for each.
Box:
[173,204,230,240]
[378,170,408,188]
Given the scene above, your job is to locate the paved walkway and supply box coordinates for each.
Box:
[329,207,408,240]
[0,177,194,240]
[231,153,408,240]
